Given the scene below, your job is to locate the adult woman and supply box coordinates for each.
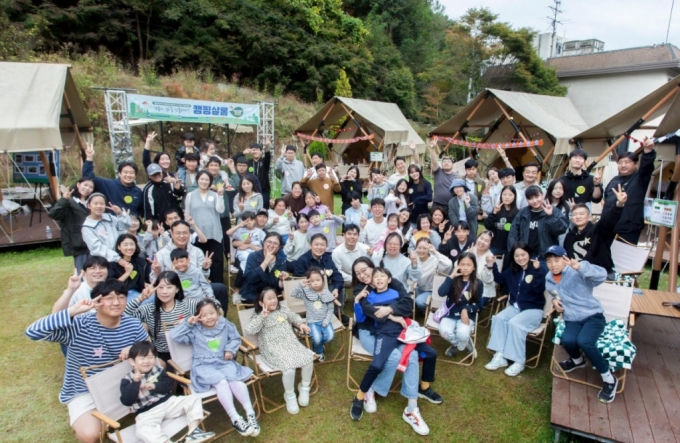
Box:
[483,185,518,257]
[185,170,226,284]
[485,241,546,377]
[430,207,450,239]
[233,174,263,223]
[143,132,178,181]
[407,165,433,223]
[281,182,306,216]
[409,214,442,251]
[482,166,502,215]
[48,178,95,271]
[546,178,571,246]
[351,257,442,434]
[340,166,363,214]
[385,179,409,215]
[108,233,148,301]
[81,193,132,262]
[376,233,421,289]
[412,238,453,312]
[239,232,289,303]
[298,191,329,216]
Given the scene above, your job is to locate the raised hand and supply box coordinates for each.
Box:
[225,158,235,170]
[187,315,200,325]
[238,198,245,211]
[265,136,271,147]
[147,256,162,276]
[593,167,603,186]
[146,131,158,145]
[428,243,437,254]
[566,198,576,210]
[429,139,437,149]
[443,226,454,243]
[61,186,73,200]
[409,251,418,266]
[69,296,101,317]
[145,220,153,232]
[612,183,628,206]
[642,136,655,152]
[269,198,275,209]
[360,214,367,229]
[185,215,196,227]
[464,193,471,206]
[408,140,416,151]
[531,258,541,270]
[306,168,314,178]
[496,145,507,159]
[493,202,502,214]
[355,285,370,302]
[67,269,83,292]
[139,284,154,302]
[132,366,144,382]
[203,252,214,270]
[106,203,123,215]
[563,255,580,270]
[485,254,495,266]
[85,143,95,161]
[281,143,287,157]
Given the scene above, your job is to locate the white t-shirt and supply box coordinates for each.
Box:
[69,282,96,314]
[359,218,387,247]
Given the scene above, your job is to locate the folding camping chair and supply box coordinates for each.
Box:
[281,278,346,364]
[550,283,634,394]
[477,255,504,328]
[611,235,651,287]
[236,306,319,413]
[423,273,478,366]
[79,359,210,443]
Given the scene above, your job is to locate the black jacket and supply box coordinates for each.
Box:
[561,170,603,204]
[508,207,569,257]
[340,180,363,211]
[353,279,412,335]
[483,207,518,253]
[48,197,90,257]
[438,237,474,264]
[142,180,185,222]
[437,276,483,317]
[232,150,272,193]
[603,150,656,236]
[563,204,623,274]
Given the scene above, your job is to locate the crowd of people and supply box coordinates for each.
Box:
[28,131,656,441]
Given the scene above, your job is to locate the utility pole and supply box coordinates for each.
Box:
[547,0,563,57]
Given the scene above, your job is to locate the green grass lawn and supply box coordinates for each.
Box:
[1,246,630,443]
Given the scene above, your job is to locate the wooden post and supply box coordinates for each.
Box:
[650,152,680,289]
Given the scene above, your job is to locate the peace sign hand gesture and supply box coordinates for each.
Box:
[443,226,454,243]
[147,256,162,276]
[203,252,214,270]
[67,269,83,292]
[563,255,580,271]
[593,167,604,186]
[106,203,123,215]
[408,140,416,151]
[145,131,158,146]
[493,202,502,214]
[612,184,628,207]
[85,143,95,161]
[69,296,101,317]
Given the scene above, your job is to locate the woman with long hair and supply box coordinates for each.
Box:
[483,185,519,257]
[406,165,433,224]
[340,166,363,214]
[233,173,263,222]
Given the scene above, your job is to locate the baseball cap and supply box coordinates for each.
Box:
[544,245,567,257]
[146,163,163,176]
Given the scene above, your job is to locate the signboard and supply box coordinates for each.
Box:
[644,198,678,228]
[12,151,60,184]
[369,152,384,162]
[128,94,259,125]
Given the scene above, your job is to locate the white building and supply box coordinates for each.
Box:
[533,32,570,60]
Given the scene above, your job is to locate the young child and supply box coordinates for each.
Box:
[139,219,168,259]
[437,252,482,357]
[373,213,403,255]
[176,132,200,182]
[171,299,260,436]
[200,139,227,170]
[228,211,266,272]
[544,245,617,403]
[120,341,215,443]
[385,179,409,215]
[170,249,214,299]
[367,168,393,200]
[244,288,316,415]
[290,267,336,361]
[306,209,344,253]
[344,192,371,226]
[350,267,436,430]
[108,233,148,301]
[283,213,311,263]
[439,221,473,262]
[265,198,293,243]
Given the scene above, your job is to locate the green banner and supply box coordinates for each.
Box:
[128,94,259,125]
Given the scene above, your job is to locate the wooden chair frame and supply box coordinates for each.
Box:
[79,359,210,443]
[281,277,346,364]
[162,324,261,440]
[236,305,320,414]
[550,283,635,394]
[424,273,478,366]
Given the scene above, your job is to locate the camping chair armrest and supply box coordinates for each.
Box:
[239,345,250,354]
[91,411,120,429]
[166,359,186,375]
[497,295,508,302]
[629,314,635,328]
[619,271,643,276]
[167,372,192,385]
[241,336,258,351]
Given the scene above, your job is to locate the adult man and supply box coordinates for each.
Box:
[332,224,371,287]
[293,234,346,322]
[427,139,459,210]
[388,140,419,185]
[564,185,627,280]
[51,256,109,313]
[602,138,656,244]
[26,279,148,443]
[300,163,341,212]
[309,152,339,181]
[82,144,143,215]
[359,198,387,247]
[142,163,185,222]
[560,149,603,206]
[275,144,306,194]
[513,163,540,195]
[508,186,569,260]
[232,139,272,205]
[151,220,228,309]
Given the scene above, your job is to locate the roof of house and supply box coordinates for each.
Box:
[547,44,680,77]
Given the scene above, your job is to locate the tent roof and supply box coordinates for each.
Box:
[0,62,91,153]
[430,89,589,155]
[294,96,424,152]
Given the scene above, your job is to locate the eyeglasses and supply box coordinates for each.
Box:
[100,294,127,303]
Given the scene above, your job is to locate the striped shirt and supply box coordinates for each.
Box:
[124,297,203,353]
[25,310,148,403]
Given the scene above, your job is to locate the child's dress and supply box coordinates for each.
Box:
[244,304,315,371]
[170,317,254,392]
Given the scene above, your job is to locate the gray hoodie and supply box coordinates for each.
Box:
[275,157,307,194]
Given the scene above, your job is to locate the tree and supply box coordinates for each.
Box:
[335,68,352,97]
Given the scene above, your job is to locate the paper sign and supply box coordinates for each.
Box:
[369,152,384,162]
[645,198,678,228]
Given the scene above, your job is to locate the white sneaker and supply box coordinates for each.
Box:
[297,382,311,407]
[230,265,240,273]
[504,362,525,376]
[363,390,377,413]
[402,407,430,436]
[284,391,299,414]
[232,292,242,305]
[485,353,508,371]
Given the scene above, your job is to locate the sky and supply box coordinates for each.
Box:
[440,0,680,51]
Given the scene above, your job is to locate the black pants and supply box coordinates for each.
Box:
[360,333,401,393]
[210,282,229,316]
[197,239,224,284]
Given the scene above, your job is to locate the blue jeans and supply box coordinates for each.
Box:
[488,305,543,364]
[415,288,430,312]
[358,329,419,399]
[561,313,609,374]
[177,166,187,181]
[308,321,334,355]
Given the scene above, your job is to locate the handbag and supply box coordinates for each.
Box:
[432,281,468,323]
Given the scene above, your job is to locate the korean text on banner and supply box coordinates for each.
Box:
[128,94,260,125]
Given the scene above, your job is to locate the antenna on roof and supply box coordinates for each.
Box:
[666,0,675,44]
[547,0,564,57]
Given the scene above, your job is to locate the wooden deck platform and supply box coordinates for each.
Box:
[551,315,680,442]
[0,211,62,248]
